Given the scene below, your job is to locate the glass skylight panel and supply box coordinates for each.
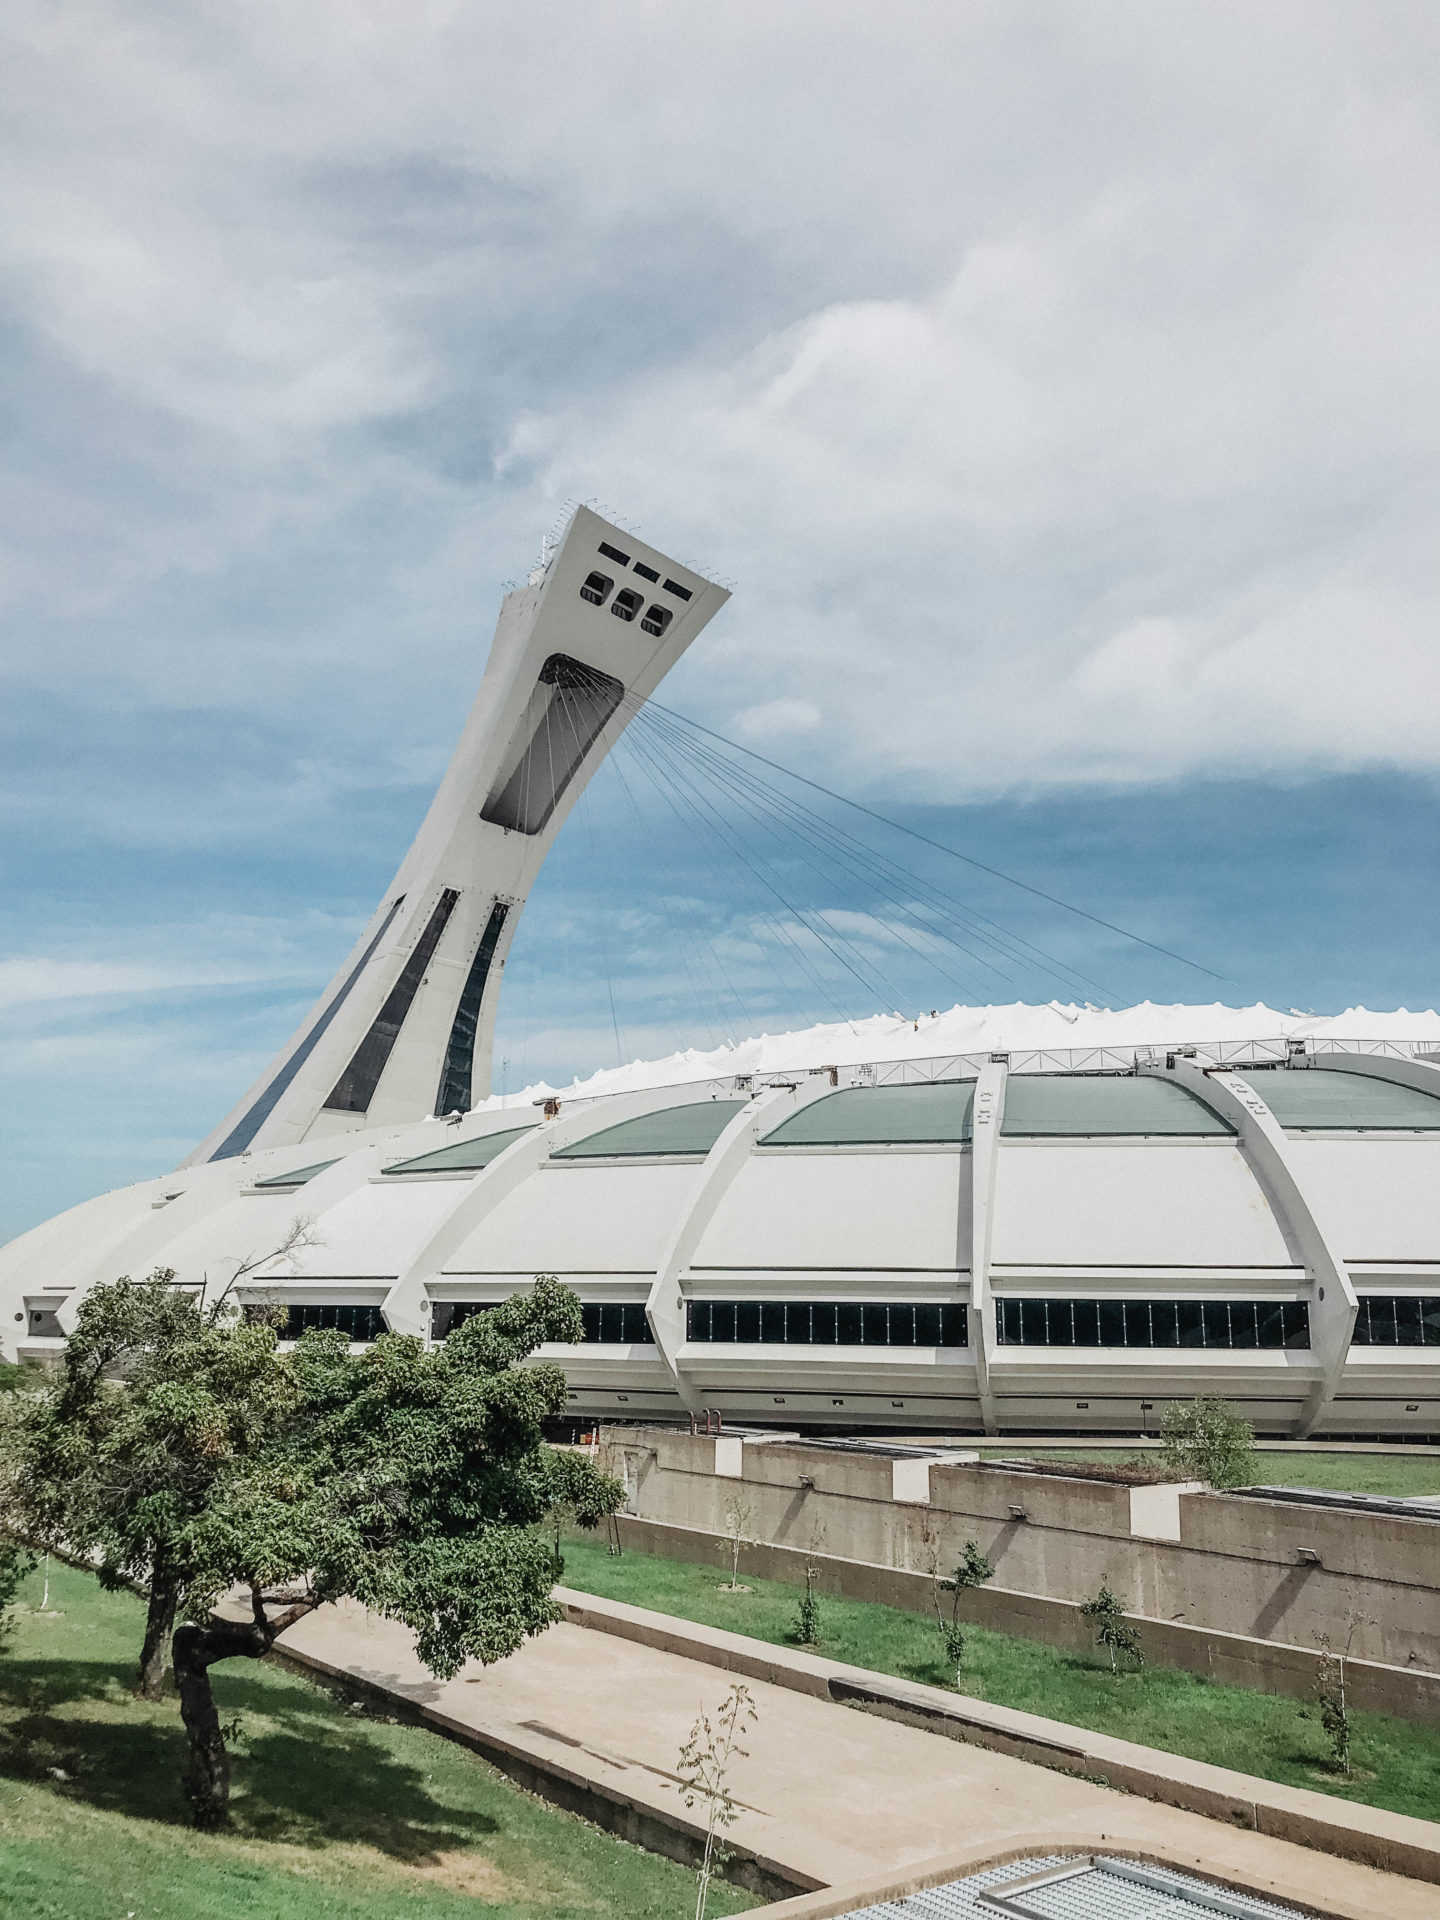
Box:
[251,1159,340,1189]
[382,1123,535,1175]
[1000,1075,1232,1136]
[1237,1068,1440,1130]
[553,1099,747,1159]
[760,1082,975,1147]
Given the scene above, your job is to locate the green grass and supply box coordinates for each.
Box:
[0,1560,753,1920]
[976,1448,1440,1498]
[559,1537,1440,1825]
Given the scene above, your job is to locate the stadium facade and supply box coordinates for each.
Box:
[5,510,1440,1439]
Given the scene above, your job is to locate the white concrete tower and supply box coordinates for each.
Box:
[183,508,728,1166]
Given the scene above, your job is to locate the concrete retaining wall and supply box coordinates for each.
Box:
[598,1429,1440,1676]
[610,1513,1440,1724]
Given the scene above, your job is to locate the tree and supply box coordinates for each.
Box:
[677,1682,757,1920]
[935,1539,994,1681]
[1159,1397,1257,1489]
[717,1495,754,1593]
[1312,1636,1351,1776]
[1080,1580,1144,1676]
[170,1276,623,1827]
[792,1519,826,1648]
[2,1265,298,1698]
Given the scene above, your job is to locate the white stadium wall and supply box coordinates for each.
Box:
[6,509,1440,1438]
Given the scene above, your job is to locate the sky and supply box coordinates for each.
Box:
[3,2,1440,1242]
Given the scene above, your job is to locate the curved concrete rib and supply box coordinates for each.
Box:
[1141,1064,1356,1436]
[644,1080,838,1413]
[967,1059,1008,1436]
[382,1084,731,1338]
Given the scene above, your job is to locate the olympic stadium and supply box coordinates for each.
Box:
[6,506,1440,1440]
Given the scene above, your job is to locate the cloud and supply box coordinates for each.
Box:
[0,3,1435,799]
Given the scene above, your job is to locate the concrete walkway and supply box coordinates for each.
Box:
[274,1601,1435,1918]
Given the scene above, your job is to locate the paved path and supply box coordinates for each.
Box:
[276,1601,1433,1918]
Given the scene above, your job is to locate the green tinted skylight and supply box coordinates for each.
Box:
[553,1100,747,1160]
[382,1123,535,1176]
[760,1081,975,1147]
[1000,1075,1233,1137]
[252,1159,340,1189]
[1238,1068,1440,1131]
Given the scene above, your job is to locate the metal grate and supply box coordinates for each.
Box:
[837,1855,1311,1920]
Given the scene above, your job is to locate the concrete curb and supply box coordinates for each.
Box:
[555,1587,1440,1890]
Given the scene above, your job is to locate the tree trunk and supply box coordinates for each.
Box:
[171,1602,314,1829]
[137,1574,179,1700]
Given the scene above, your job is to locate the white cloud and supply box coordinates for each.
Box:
[1,3,1439,794]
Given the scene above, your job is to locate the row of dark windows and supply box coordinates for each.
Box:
[595,539,692,598]
[429,1300,654,1344]
[278,1303,387,1342]
[996,1299,1311,1350]
[267,1294,1438,1352]
[686,1301,969,1347]
[1351,1296,1440,1346]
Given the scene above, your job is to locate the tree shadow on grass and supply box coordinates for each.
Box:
[0,1656,499,1865]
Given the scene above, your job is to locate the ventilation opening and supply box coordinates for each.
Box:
[435,900,510,1116]
[598,540,630,565]
[580,570,613,606]
[640,603,672,637]
[324,888,460,1114]
[480,654,625,836]
[632,561,660,583]
[611,588,643,623]
[663,577,692,600]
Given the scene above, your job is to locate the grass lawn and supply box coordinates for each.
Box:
[0,1560,753,1920]
[560,1537,1440,1826]
[976,1448,1440,1499]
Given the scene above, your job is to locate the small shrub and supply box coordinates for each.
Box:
[1159,1397,1257,1488]
[1080,1580,1144,1676]
[922,1531,994,1684]
[717,1496,755,1592]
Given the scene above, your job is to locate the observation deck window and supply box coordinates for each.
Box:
[640,603,672,636]
[580,570,613,606]
[611,588,644,622]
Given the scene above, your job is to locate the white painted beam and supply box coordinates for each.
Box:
[1140,1064,1356,1436]
[968,1059,1008,1436]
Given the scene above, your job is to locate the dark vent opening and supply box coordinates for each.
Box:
[480,654,625,835]
[324,889,460,1113]
[632,561,660,583]
[598,541,630,565]
[435,900,510,1116]
[662,578,693,600]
